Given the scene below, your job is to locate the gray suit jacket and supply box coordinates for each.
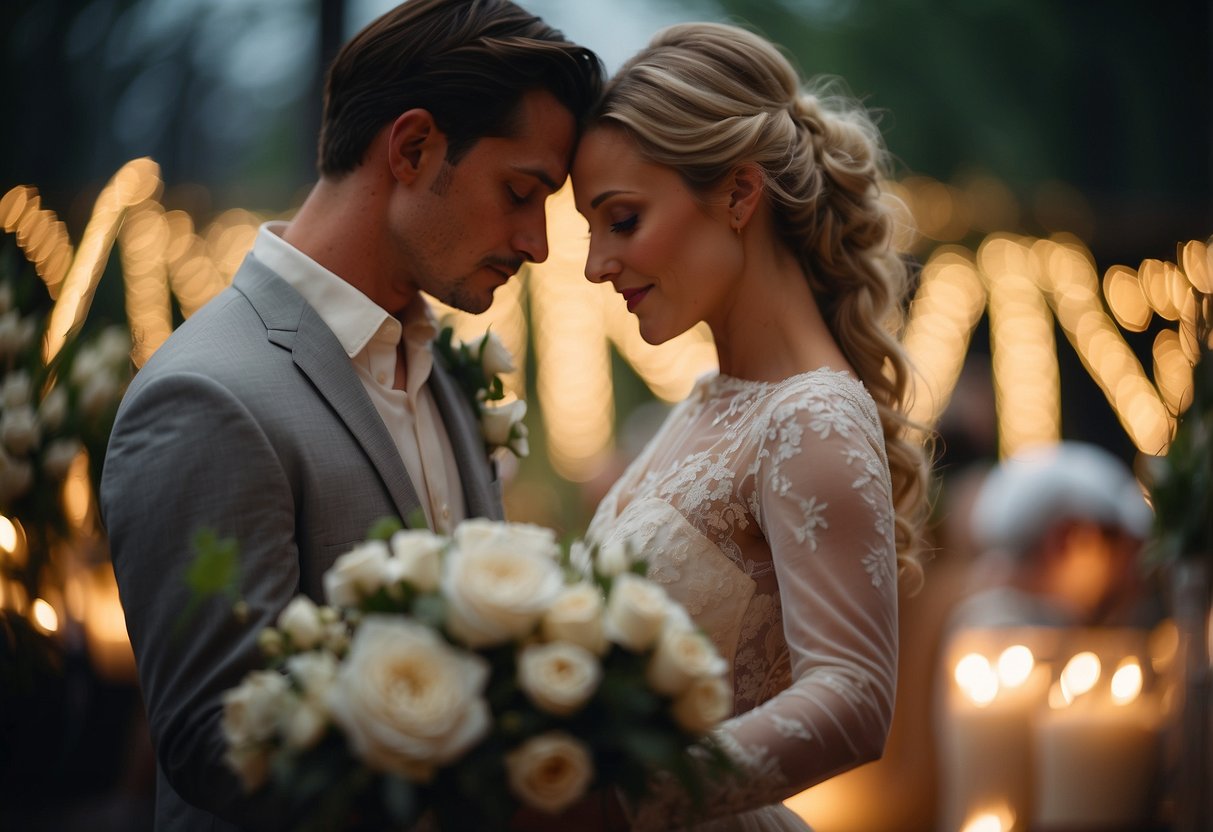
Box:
[100,254,504,830]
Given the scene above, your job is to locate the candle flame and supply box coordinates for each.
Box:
[955,652,999,705]
[32,598,59,633]
[1111,658,1143,704]
[0,515,16,553]
[997,644,1035,687]
[1060,651,1101,700]
[961,805,1014,832]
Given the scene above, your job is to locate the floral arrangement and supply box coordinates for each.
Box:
[219,518,734,830]
[434,327,528,458]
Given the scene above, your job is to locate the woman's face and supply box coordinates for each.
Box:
[572,126,742,345]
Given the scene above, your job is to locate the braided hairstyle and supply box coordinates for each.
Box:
[595,22,929,584]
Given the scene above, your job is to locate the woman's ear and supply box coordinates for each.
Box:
[386,109,448,185]
[727,163,765,231]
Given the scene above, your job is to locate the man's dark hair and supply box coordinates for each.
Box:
[318,0,604,176]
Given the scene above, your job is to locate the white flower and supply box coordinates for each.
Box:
[480,399,526,449]
[69,347,103,388]
[453,518,560,561]
[2,372,31,409]
[388,529,445,592]
[286,650,339,704]
[518,641,602,716]
[38,386,67,432]
[604,573,671,652]
[327,617,490,782]
[596,541,632,577]
[506,732,594,814]
[280,693,328,751]
[671,675,733,735]
[1,406,40,455]
[96,326,131,367]
[541,583,608,655]
[442,529,565,648]
[323,540,391,608]
[42,438,81,480]
[79,374,118,418]
[476,331,515,378]
[646,627,727,697]
[221,669,290,748]
[277,596,324,650]
[224,744,271,792]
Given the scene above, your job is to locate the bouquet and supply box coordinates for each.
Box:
[219,518,734,830]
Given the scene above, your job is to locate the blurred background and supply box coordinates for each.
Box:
[1,0,1210,830]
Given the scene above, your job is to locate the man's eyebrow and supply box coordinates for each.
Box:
[515,167,560,192]
[590,189,630,209]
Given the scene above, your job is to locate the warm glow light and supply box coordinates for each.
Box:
[31,598,59,633]
[996,644,1035,688]
[955,653,999,705]
[0,515,17,553]
[1149,619,1179,674]
[1060,651,1101,700]
[1110,658,1144,705]
[962,812,1009,832]
[62,448,92,529]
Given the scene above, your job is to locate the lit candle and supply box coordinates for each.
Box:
[1033,653,1161,829]
[939,640,1052,832]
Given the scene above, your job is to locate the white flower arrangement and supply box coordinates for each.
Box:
[216,518,734,830]
[434,326,528,458]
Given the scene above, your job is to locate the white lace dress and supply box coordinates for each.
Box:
[584,369,899,831]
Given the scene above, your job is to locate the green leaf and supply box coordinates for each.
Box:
[366,516,404,541]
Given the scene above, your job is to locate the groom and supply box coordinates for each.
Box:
[99,1,602,828]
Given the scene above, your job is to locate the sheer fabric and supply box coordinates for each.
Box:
[585,370,898,830]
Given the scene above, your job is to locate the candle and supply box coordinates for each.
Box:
[1033,653,1161,829]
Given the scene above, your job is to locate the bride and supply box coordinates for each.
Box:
[565,21,930,831]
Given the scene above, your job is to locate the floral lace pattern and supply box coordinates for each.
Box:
[587,369,898,829]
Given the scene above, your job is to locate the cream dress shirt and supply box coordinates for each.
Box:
[253,222,467,533]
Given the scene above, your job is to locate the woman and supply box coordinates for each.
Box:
[570,21,930,831]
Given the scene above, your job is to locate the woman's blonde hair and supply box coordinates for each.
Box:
[596,22,930,585]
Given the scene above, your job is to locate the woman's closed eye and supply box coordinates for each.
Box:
[610,214,638,234]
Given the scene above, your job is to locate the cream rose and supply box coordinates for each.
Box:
[480,399,527,448]
[286,650,339,705]
[476,330,515,378]
[518,642,602,716]
[388,529,445,592]
[671,675,733,735]
[327,617,490,781]
[221,670,290,748]
[277,596,325,649]
[454,519,560,561]
[604,574,671,652]
[541,583,607,655]
[323,540,391,608]
[505,732,594,814]
[280,694,327,751]
[442,534,565,648]
[646,627,727,697]
[595,541,632,577]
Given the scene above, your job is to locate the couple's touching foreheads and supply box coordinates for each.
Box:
[101,0,929,829]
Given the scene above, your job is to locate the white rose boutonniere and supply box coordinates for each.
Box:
[434,325,528,458]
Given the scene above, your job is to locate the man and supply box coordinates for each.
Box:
[99,2,602,828]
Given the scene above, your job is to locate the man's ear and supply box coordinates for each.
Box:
[386,109,447,185]
[727,163,765,230]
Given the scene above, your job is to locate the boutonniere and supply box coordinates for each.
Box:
[435,326,529,458]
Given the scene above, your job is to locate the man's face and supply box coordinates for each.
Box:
[396,89,577,314]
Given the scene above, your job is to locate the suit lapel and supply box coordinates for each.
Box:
[429,353,504,521]
[232,258,425,525]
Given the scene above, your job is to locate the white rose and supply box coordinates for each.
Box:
[224,744,271,792]
[388,529,445,592]
[646,627,727,697]
[1,406,40,455]
[96,326,131,367]
[596,541,632,577]
[221,669,290,748]
[280,694,328,751]
[541,583,607,655]
[604,574,671,652]
[327,617,490,781]
[69,347,102,388]
[277,596,324,649]
[42,438,81,480]
[287,650,339,704]
[671,675,733,735]
[477,330,515,378]
[505,732,594,814]
[480,399,526,448]
[323,540,391,608]
[518,642,602,716]
[442,535,565,648]
[2,372,31,409]
[38,386,68,432]
[454,518,560,560]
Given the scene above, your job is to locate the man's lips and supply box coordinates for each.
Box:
[620,286,652,312]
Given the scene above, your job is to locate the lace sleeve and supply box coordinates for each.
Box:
[631,383,899,828]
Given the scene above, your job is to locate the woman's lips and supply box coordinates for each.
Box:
[620,286,652,312]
